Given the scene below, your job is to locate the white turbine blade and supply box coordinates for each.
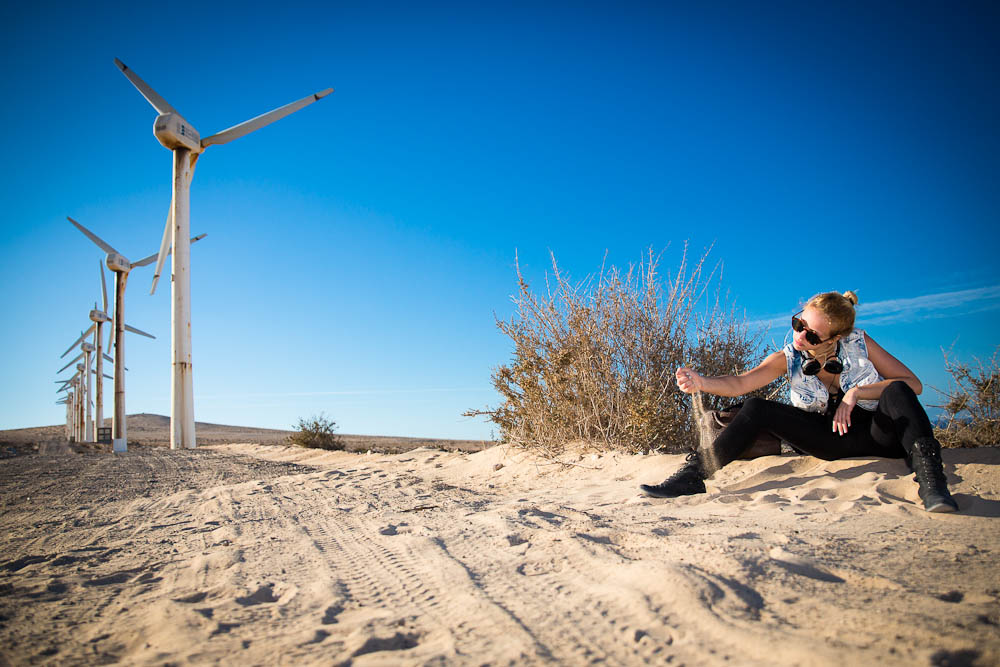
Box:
[200,88,333,148]
[133,253,160,268]
[124,324,155,339]
[149,204,172,295]
[134,232,205,267]
[60,324,96,358]
[114,58,181,116]
[59,353,84,374]
[68,217,119,256]
[100,261,109,312]
[104,373,114,380]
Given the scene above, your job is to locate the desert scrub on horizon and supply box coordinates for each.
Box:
[289,413,344,450]
[465,245,782,455]
[934,345,999,448]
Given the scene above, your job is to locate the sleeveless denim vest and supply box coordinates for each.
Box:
[782,328,883,413]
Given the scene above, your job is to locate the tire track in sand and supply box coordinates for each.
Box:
[279,474,548,664]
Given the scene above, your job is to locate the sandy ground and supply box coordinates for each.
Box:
[1,441,998,666]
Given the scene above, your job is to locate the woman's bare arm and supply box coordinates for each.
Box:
[676,351,786,397]
[853,333,922,398]
[833,333,923,436]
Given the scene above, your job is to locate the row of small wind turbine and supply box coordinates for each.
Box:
[57,379,82,442]
[55,359,111,443]
[57,262,126,443]
[58,279,145,445]
[114,58,332,449]
[55,373,82,442]
[67,216,203,451]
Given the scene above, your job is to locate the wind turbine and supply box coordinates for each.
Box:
[114,58,332,449]
[68,217,202,452]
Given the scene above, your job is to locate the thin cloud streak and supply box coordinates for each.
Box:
[747,285,1000,333]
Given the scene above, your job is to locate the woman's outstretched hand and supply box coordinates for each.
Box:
[676,367,704,394]
[833,388,858,436]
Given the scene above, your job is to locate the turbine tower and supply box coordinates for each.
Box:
[93,262,112,440]
[113,58,332,449]
[75,363,87,442]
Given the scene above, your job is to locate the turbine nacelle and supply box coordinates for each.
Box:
[90,309,112,323]
[106,252,131,273]
[81,342,96,353]
[154,113,202,153]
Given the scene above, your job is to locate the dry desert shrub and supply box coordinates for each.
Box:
[466,246,781,455]
[288,413,345,451]
[933,346,999,448]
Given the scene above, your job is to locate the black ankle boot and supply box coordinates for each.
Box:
[910,437,958,513]
[640,452,707,498]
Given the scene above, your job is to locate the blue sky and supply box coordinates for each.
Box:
[1,1,998,440]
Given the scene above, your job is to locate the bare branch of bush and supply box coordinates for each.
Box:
[932,345,999,448]
[465,245,780,455]
[288,413,344,451]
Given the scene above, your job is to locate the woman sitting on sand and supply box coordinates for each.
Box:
[639,290,959,513]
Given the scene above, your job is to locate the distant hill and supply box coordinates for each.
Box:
[0,414,491,455]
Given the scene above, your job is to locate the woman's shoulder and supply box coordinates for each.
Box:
[843,327,866,343]
[840,328,874,359]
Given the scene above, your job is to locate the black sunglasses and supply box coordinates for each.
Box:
[791,311,836,346]
[802,342,844,376]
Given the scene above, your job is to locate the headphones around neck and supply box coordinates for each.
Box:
[802,342,843,376]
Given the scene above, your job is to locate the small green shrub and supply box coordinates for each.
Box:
[289,413,344,450]
[465,245,781,455]
[933,346,999,448]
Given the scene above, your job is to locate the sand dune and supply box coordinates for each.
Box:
[0,413,489,454]
[1,442,997,665]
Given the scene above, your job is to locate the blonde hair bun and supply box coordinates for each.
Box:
[805,290,858,336]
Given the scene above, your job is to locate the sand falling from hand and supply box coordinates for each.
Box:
[690,390,722,477]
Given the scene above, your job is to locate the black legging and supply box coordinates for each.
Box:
[714,381,935,468]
